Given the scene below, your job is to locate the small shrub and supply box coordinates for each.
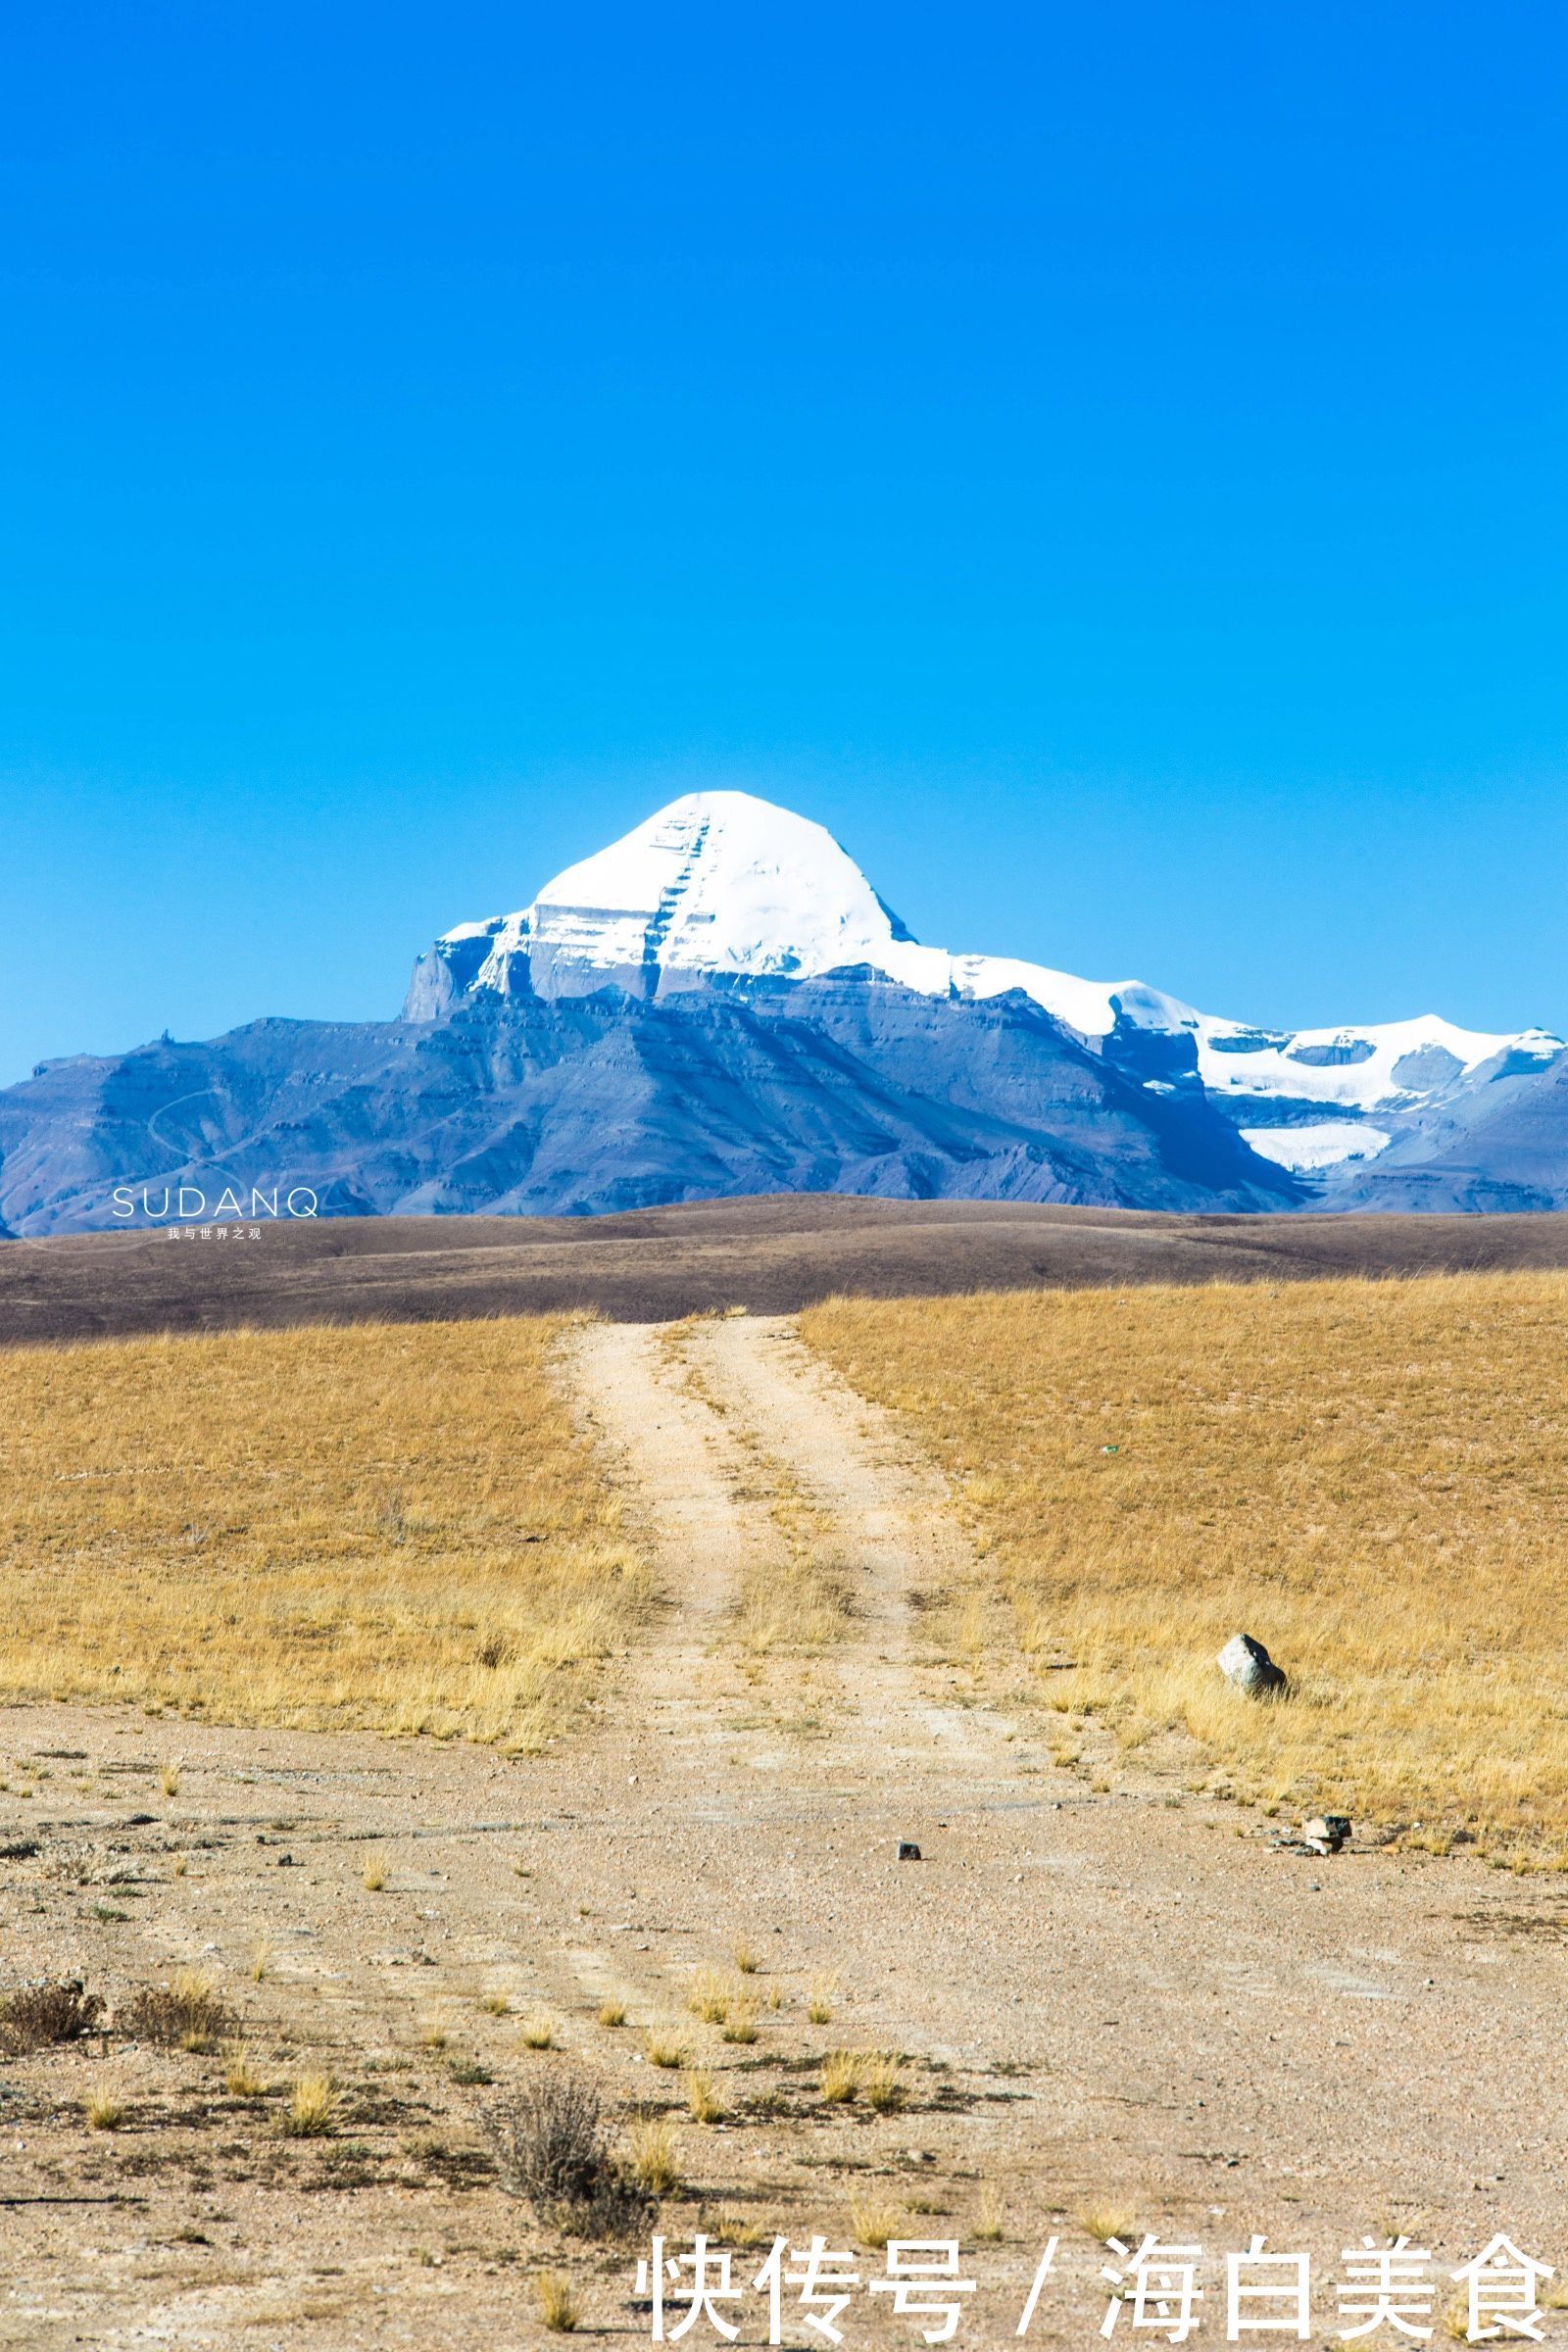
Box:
[480,1992,511,2016]
[712,2206,760,2248]
[519,2013,556,2051]
[161,1764,180,1798]
[627,2115,681,2197]
[122,1970,235,2055]
[537,2269,579,2332]
[807,1975,837,2025]
[646,2032,686,2070]
[0,1980,103,2056]
[732,1940,760,1976]
[280,2070,336,2138]
[685,2066,725,2124]
[489,2066,651,2238]
[419,2021,449,2051]
[83,2085,124,2132]
[597,2000,626,2029]
[362,1860,387,1891]
[450,2056,494,2085]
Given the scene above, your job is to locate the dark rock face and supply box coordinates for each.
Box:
[0,977,1302,1237]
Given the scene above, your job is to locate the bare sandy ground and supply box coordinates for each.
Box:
[2,1316,1563,2347]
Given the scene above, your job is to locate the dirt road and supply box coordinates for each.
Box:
[2,1314,1564,2347]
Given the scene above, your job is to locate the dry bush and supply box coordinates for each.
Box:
[83,2084,124,2132]
[518,2013,556,2051]
[720,1999,759,2046]
[804,1273,1568,1856]
[807,1975,837,2025]
[0,1316,651,1751]
[0,1980,103,2055]
[121,1970,234,2054]
[597,2000,626,2029]
[224,2046,268,2099]
[489,2068,651,2238]
[646,2032,686,2070]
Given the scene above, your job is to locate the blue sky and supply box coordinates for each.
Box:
[3,2,1565,1085]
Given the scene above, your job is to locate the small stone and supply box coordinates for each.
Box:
[1216,1633,1288,1699]
[897,1839,922,1861]
[1302,1814,1352,1853]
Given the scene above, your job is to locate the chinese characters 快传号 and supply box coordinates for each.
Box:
[633,2232,1555,2346]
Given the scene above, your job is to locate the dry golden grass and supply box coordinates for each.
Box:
[804,1273,1568,1857]
[849,2194,905,2249]
[536,2269,580,2333]
[626,2115,681,2195]
[684,2065,725,2124]
[280,2070,336,2138]
[0,1315,649,1751]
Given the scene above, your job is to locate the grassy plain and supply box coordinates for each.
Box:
[0,1314,647,1749]
[802,1271,1568,1859]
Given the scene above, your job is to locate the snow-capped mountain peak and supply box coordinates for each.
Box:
[405,789,1563,1181]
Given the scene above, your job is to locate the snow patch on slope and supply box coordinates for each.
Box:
[1241,1122,1393,1172]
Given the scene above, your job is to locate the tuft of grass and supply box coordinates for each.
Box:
[807,1976,837,2025]
[732,1940,760,1976]
[804,1273,1568,1858]
[687,1968,730,2025]
[419,2021,450,2052]
[83,2084,124,2132]
[224,2046,268,2099]
[975,2183,1005,2241]
[479,1992,511,2016]
[122,1969,234,2054]
[250,1937,272,1984]
[0,1316,653,1753]
[280,2069,336,2138]
[450,2056,495,2085]
[850,2195,905,2249]
[646,2032,686,2070]
[719,1999,759,2046]
[820,2050,859,2105]
[685,2066,725,2125]
[536,2269,579,2332]
[712,2206,761,2248]
[160,1763,180,1798]
[860,2052,906,2113]
[1078,2202,1136,2244]
[362,1859,387,1891]
[596,2000,626,2029]
[626,2116,681,2197]
[519,2013,556,2051]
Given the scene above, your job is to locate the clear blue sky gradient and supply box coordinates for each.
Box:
[3,3,1565,1085]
